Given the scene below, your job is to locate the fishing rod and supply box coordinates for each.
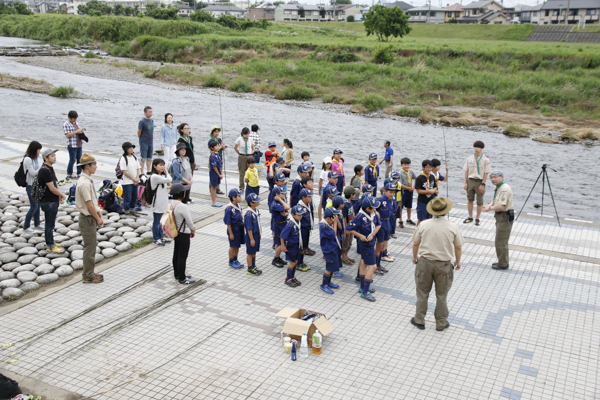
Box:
[218,88,228,194]
[442,125,449,219]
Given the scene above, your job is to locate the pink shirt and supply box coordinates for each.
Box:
[331,159,345,185]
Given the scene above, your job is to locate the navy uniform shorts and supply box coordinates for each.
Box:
[376,219,390,242]
[273,222,285,246]
[402,190,414,209]
[246,185,259,197]
[358,241,376,265]
[210,171,221,188]
[245,234,261,255]
[416,202,432,221]
[228,227,245,248]
[286,243,300,262]
[300,227,310,250]
[324,250,341,272]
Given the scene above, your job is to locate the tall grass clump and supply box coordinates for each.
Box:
[81,51,101,58]
[202,74,226,88]
[358,93,388,111]
[281,84,315,100]
[228,78,252,93]
[49,85,74,98]
[395,106,424,118]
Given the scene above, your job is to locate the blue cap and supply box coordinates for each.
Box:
[332,196,344,208]
[333,148,343,155]
[369,153,378,159]
[384,182,399,191]
[299,188,313,198]
[297,165,310,173]
[302,161,314,168]
[384,177,394,185]
[324,206,342,219]
[390,171,400,179]
[325,186,339,197]
[273,186,287,195]
[327,171,339,179]
[291,205,306,215]
[275,172,286,181]
[268,141,276,147]
[362,184,374,193]
[362,196,381,209]
[246,193,261,203]
[228,188,243,198]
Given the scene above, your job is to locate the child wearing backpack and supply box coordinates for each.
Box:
[120,142,141,214]
[244,193,263,276]
[224,188,245,269]
[172,143,192,204]
[150,158,172,246]
[170,183,196,285]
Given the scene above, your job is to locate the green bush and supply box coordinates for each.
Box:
[49,85,74,98]
[81,51,101,58]
[228,78,252,93]
[328,50,360,63]
[190,9,214,23]
[372,45,394,64]
[322,94,335,103]
[203,74,226,88]
[358,93,388,111]
[282,84,315,100]
[395,106,424,117]
[347,15,354,22]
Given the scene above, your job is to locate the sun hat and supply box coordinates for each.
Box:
[426,197,453,216]
[210,125,221,134]
[170,183,191,196]
[76,153,97,166]
[175,142,187,154]
[122,142,136,152]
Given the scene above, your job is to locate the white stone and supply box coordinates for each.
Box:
[0,271,15,281]
[71,250,83,260]
[98,241,116,249]
[135,226,151,234]
[55,265,74,277]
[20,281,40,292]
[68,245,83,252]
[46,251,70,260]
[116,242,133,252]
[105,231,121,238]
[101,248,118,258]
[57,228,71,235]
[69,223,79,231]
[1,262,21,271]
[51,258,71,267]
[60,239,78,248]
[17,247,38,256]
[117,226,134,233]
[13,242,34,250]
[95,254,104,263]
[12,264,36,274]
[4,237,26,245]
[17,254,38,264]
[71,260,83,270]
[67,231,81,238]
[96,235,108,242]
[36,273,59,284]
[109,236,125,245]
[28,237,45,244]
[1,226,17,233]
[122,232,139,239]
[141,232,154,239]
[98,227,116,234]
[54,235,69,243]
[0,278,21,289]
[31,257,50,266]
[33,264,54,275]
[2,287,24,300]
[17,271,38,283]
[0,253,19,263]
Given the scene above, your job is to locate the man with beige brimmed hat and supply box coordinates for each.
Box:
[75,153,105,284]
[483,170,514,270]
[410,197,464,332]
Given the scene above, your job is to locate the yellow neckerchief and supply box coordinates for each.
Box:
[420,171,430,190]
[395,180,402,201]
[248,167,258,182]
[333,158,344,176]
[402,168,411,186]
[369,162,378,178]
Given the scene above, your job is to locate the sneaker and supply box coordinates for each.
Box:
[381,255,394,262]
[399,221,404,228]
[327,282,340,289]
[463,217,474,224]
[333,271,343,278]
[154,239,164,246]
[305,248,316,256]
[229,261,242,269]
[161,238,171,244]
[379,265,389,273]
[271,259,284,268]
[406,220,416,226]
[358,287,376,294]
[361,292,376,302]
[83,274,104,284]
[320,285,334,294]
[278,257,288,266]
[23,228,35,233]
[234,260,245,268]
[174,275,192,281]
[374,267,385,276]
[211,203,223,208]
[247,268,262,276]
[34,225,44,232]
[475,219,481,226]
[179,278,196,285]
[285,279,298,287]
[46,244,65,254]
[134,207,142,212]
[291,277,302,286]
[296,263,311,272]
[355,276,361,282]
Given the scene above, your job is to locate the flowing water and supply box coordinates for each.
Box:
[0,38,597,222]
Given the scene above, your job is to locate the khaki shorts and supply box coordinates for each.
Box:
[467,178,485,206]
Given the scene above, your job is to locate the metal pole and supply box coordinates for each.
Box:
[544,169,561,227]
[442,125,449,219]
[218,89,228,194]
[565,0,570,25]
[541,168,545,216]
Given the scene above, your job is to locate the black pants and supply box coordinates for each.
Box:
[173,233,190,281]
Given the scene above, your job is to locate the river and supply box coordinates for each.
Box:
[0,38,597,222]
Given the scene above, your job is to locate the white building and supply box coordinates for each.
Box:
[406,5,446,23]
[201,4,246,17]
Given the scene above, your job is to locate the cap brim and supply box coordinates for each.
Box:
[427,198,453,215]
[171,185,191,195]
[76,159,96,166]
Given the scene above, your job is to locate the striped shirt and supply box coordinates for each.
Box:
[249,131,261,153]
[63,121,81,148]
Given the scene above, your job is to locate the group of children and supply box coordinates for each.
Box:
[222,146,448,303]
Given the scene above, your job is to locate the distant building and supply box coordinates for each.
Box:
[519,4,543,24]
[444,3,463,22]
[386,1,413,11]
[29,1,57,13]
[202,4,246,17]
[539,0,600,25]
[246,2,276,20]
[406,5,446,23]
[455,0,507,23]
[172,2,192,17]
[273,3,361,22]
[102,0,160,13]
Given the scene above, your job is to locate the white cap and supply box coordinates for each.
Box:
[323,156,332,164]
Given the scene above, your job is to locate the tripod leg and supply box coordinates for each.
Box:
[544,171,561,227]
[541,171,545,217]
[516,169,544,221]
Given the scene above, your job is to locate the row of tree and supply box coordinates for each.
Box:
[0,1,33,15]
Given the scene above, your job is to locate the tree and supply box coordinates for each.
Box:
[347,14,354,22]
[0,1,33,15]
[363,4,411,42]
[331,0,352,4]
[190,9,215,22]
[144,3,179,19]
[77,0,112,15]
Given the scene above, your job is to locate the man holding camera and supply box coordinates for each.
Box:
[483,170,514,270]
[64,110,88,180]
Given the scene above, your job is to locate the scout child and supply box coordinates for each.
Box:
[268,157,290,192]
[415,159,439,226]
[281,205,306,287]
[331,148,345,194]
[301,151,314,179]
[321,171,339,211]
[365,152,380,194]
[350,165,364,194]
[377,182,400,272]
[300,177,317,256]
[346,196,382,302]
[319,206,343,294]
[270,186,290,267]
[224,188,245,269]
[290,164,310,208]
[244,156,260,197]
[331,196,345,278]
[209,140,223,207]
[296,188,314,272]
[431,158,449,198]
[317,157,332,220]
[389,171,402,238]
[342,186,357,265]
[244,193,263,276]
[399,157,418,227]
[264,141,279,171]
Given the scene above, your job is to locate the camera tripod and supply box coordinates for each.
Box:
[516,164,560,227]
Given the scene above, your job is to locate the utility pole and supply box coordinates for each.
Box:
[427,0,431,22]
[565,0,570,25]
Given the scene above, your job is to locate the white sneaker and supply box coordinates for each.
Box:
[154,239,165,246]
[23,228,35,233]
[381,255,394,262]
[34,225,44,232]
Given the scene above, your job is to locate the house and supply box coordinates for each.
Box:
[30,1,57,12]
[444,3,463,21]
[519,4,543,24]
[406,5,446,23]
[246,2,276,20]
[201,4,246,18]
[273,3,359,22]
[172,2,192,17]
[507,4,529,23]
[103,0,160,13]
[386,1,414,11]
[66,0,87,14]
[539,0,600,25]
[334,4,363,21]
[456,0,506,23]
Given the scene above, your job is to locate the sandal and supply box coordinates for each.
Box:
[475,219,481,226]
[463,217,474,224]
[47,244,65,254]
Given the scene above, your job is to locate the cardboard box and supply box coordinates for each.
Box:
[275,308,335,341]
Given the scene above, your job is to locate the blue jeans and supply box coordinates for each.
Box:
[24,185,40,229]
[139,141,153,161]
[40,201,59,246]
[152,212,164,241]
[122,184,138,211]
[253,151,262,164]
[67,146,82,175]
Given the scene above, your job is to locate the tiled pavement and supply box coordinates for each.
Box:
[1,139,599,400]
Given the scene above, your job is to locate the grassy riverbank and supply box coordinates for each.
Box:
[2,14,600,126]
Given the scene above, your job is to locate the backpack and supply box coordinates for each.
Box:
[31,165,50,203]
[67,184,77,205]
[115,158,123,180]
[144,176,164,206]
[167,159,178,177]
[137,184,146,204]
[161,203,185,239]
[14,159,27,187]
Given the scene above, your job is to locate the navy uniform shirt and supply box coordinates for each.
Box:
[377,195,393,220]
[298,202,312,228]
[224,205,244,232]
[365,164,379,185]
[281,220,300,245]
[244,209,261,238]
[209,152,221,176]
[346,211,381,246]
[351,198,360,216]
[268,185,286,214]
[321,182,336,209]
[270,200,287,224]
[290,179,303,208]
[319,222,339,254]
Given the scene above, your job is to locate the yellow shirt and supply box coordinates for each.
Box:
[326,199,333,209]
[245,167,259,187]
[395,181,402,202]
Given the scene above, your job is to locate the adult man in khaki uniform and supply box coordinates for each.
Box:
[483,170,514,270]
[75,154,104,283]
[463,140,491,226]
[410,197,464,332]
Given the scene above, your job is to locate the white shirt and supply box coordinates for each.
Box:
[235,136,253,155]
[319,170,329,183]
[120,155,141,185]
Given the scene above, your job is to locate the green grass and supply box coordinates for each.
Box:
[357,93,388,111]
[81,50,101,58]
[503,123,531,137]
[395,106,424,118]
[132,238,153,248]
[228,78,252,93]
[49,85,74,97]
[281,83,315,100]
[202,74,226,88]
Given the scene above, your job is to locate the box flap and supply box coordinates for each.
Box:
[283,318,312,336]
[313,316,335,336]
[275,308,300,319]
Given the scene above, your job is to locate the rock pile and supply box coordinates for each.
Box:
[0,191,152,303]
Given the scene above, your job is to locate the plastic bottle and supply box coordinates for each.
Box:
[312,330,322,355]
[300,333,308,358]
[291,340,297,361]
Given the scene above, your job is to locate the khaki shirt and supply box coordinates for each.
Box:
[411,217,465,262]
[492,183,514,211]
[463,154,491,180]
[75,173,100,216]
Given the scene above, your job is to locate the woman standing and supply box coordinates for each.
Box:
[283,139,294,169]
[177,122,195,170]
[150,158,172,246]
[234,127,254,192]
[160,113,178,166]
[23,141,44,233]
[331,148,345,194]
